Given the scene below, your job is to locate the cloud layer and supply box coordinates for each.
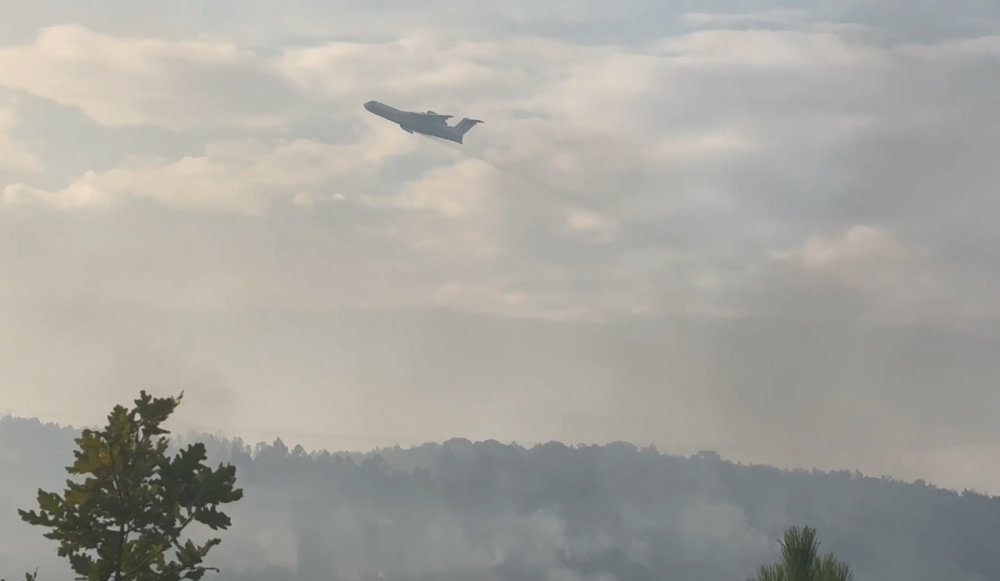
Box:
[1,1,998,492]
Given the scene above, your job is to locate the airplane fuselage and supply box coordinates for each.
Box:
[363,101,481,144]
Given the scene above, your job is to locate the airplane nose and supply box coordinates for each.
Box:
[363,101,375,111]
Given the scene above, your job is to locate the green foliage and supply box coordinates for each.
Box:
[17,391,244,581]
[747,526,855,581]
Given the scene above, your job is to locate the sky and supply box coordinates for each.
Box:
[1,1,998,493]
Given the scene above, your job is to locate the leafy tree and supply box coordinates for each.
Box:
[747,526,855,581]
[17,391,244,581]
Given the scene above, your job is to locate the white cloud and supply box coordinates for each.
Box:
[3,129,416,214]
[681,9,811,29]
[0,102,41,172]
[3,178,110,210]
[358,158,510,268]
[274,32,527,109]
[292,191,345,207]
[363,157,499,219]
[741,224,972,327]
[789,224,902,273]
[562,208,619,243]
[4,18,992,325]
[649,130,757,162]
[523,50,670,132]
[651,28,891,70]
[0,25,295,129]
[898,34,1000,60]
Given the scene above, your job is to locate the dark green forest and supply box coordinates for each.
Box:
[3,414,998,580]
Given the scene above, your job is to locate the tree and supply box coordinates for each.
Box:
[747,526,855,581]
[17,391,244,581]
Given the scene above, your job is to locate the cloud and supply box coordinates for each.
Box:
[681,9,812,30]
[9,16,990,324]
[0,25,296,129]
[650,27,892,70]
[561,208,619,244]
[3,1,1000,496]
[780,224,903,276]
[0,101,42,172]
[274,33,527,109]
[898,34,1000,60]
[363,158,500,220]
[4,178,111,210]
[3,14,996,330]
[3,131,416,214]
[723,224,956,328]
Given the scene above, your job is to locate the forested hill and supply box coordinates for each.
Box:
[3,416,999,581]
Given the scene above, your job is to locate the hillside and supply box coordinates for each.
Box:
[3,416,998,580]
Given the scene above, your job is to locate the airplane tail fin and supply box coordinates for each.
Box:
[454,117,483,142]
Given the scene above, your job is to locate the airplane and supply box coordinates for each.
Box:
[363,100,483,144]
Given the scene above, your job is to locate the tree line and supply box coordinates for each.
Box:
[13,390,979,580]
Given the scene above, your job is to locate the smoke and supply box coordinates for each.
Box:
[5,422,1000,581]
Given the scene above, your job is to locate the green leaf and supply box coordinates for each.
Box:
[37,490,60,513]
[17,389,243,581]
[193,507,231,531]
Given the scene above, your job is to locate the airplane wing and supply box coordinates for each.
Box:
[420,110,453,120]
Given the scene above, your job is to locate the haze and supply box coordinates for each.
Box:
[2,0,999,498]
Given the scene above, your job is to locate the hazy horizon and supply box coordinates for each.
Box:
[4,374,998,498]
[4,415,1000,581]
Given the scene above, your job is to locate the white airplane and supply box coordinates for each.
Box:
[364,100,483,144]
